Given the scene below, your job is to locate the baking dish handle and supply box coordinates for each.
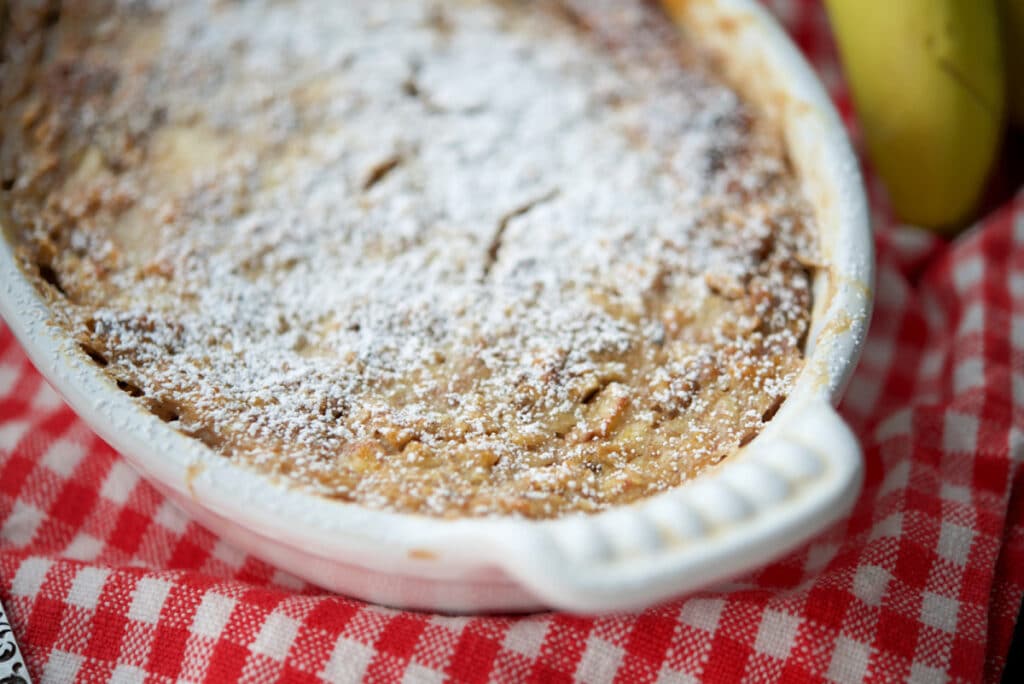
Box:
[499,398,863,614]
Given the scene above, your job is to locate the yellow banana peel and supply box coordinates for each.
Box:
[826,0,1006,232]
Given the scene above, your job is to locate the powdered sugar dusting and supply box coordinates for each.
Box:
[6,0,818,517]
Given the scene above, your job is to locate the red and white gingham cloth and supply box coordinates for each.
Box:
[2,2,1023,682]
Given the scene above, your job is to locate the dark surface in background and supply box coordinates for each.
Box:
[989,127,1023,684]
[980,128,1024,220]
[1006,606,1024,683]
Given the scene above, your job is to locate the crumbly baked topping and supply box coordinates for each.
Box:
[1,0,817,518]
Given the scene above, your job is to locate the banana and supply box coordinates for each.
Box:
[825,0,1005,231]
[1004,0,1024,127]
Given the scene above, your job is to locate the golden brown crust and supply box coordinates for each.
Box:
[3,0,817,518]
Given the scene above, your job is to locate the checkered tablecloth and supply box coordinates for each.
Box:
[2,1,1023,682]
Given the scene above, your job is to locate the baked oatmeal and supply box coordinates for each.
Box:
[0,0,818,517]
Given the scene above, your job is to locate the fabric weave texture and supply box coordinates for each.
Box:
[2,1,1023,681]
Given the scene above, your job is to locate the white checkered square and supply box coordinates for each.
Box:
[940,483,972,504]
[875,410,912,442]
[271,569,306,591]
[430,615,470,635]
[128,577,173,624]
[190,592,236,638]
[657,665,700,684]
[30,382,63,411]
[920,592,959,634]
[910,662,947,683]
[754,610,801,659]
[109,664,148,684]
[679,598,724,632]
[0,363,18,395]
[251,612,300,661]
[64,532,104,561]
[937,522,974,567]
[876,267,909,308]
[40,438,87,477]
[42,650,84,683]
[323,636,375,682]
[0,420,30,452]
[211,539,246,570]
[1,500,44,546]
[100,460,140,505]
[1010,266,1024,297]
[943,412,979,454]
[11,556,52,597]
[953,358,986,394]
[1011,427,1024,462]
[869,513,903,541]
[576,636,624,684]
[826,637,871,684]
[879,460,911,497]
[852,565,891,607]
[805,543,839,573]
[861,337,894,370]
[402,663,445,684]
[843,374,882,419]
[920,349,945,379]
[1012,314,1024,352]
[952,256,984,292]
[502,619,548,658]
[154,500,190,535]
[958,303,985,334]
[67,566,109,610]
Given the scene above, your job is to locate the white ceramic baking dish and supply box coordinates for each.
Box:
[0,0,873,614]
